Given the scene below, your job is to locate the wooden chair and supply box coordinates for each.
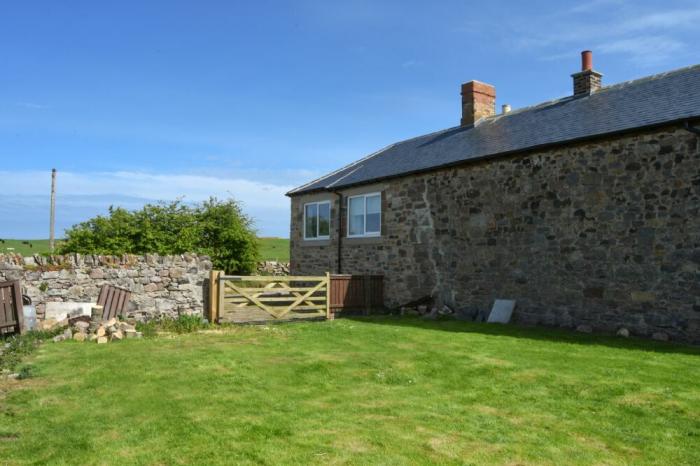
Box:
[96,285,131,321]
[0,280,24,335]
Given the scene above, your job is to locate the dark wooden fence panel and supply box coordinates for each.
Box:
[329,275,383,316]
[0,280,24,335]
[97,285,132,321]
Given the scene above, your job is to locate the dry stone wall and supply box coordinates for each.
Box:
[256,261,290,276]
[291,125,700,343]
[0,254,212,321]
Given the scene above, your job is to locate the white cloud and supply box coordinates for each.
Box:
[16,102,48,110]
[598,35,685,66]
[619,9,700,32]
[568,0,626,14]
[0,170,292,205]
[0,170,297,238]
[401,59,423,68]
[505,3,700,67]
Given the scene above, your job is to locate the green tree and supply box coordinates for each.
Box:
[59,198,259,273]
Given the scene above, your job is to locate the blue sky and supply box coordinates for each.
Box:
[2,0,699,239]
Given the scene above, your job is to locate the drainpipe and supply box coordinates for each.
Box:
[333,191,343,274]
[683,120,700,136]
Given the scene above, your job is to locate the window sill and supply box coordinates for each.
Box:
[300,239,331,247]
[344,236,383,246]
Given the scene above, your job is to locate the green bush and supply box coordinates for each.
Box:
[58,197,259,274]
[135,315,209,335]
[17,364,36,380]
[1,329,63,373]
[161,315,210,334]
[135,320,159,338]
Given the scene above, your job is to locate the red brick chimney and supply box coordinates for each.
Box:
[571,50,602,96]
[461,80,496,126]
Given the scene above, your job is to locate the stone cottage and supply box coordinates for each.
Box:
[287,51,700,343]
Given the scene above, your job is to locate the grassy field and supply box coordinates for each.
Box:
[0,239,52,256]
[257,237,290,262]
[0,237,289,261]
[1,318,698,465]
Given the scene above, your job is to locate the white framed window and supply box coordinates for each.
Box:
[347,193,381,238]
[304,201,331,240]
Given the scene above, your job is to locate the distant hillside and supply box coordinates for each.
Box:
[257,237,290,262]
[0,237,290,262]
[0,239,53,256]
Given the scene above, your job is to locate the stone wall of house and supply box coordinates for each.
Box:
[0,254,212,321]
[290,124,700,343]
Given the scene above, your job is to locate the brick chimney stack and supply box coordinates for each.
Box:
[571,50,602,96]
[461,80,496,126]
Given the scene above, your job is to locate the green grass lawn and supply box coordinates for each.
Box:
[1,318,699,465]
[0,237,289,261]
[258,237,289,262]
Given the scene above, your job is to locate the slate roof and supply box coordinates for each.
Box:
[288,64,700,196]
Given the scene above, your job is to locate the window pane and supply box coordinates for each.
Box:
[366,194,381,214]
[305,204,318,238]
[318,203,330,237]
[366,194,381,233]
[366,213,380,233]
[348,197,364,236]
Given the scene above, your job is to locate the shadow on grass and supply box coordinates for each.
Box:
[342,315,700,356]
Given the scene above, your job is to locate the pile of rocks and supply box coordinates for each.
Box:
[43,316,143,344]
[64,318,141,344]
[400,302,456,320]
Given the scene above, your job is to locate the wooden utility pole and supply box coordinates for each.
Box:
[49,168,56,253]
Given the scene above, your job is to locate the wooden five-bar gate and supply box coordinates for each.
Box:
[210,272,331,323]
[208,272,384,323]
[0,280,24,335]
